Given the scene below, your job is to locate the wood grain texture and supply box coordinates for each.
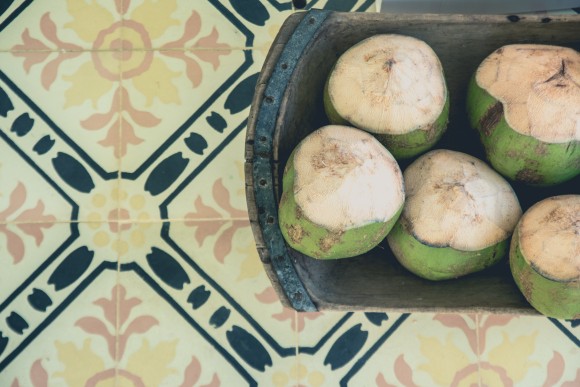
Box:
[245,10,580,312]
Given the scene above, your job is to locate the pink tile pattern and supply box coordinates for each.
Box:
[0,1,578,386]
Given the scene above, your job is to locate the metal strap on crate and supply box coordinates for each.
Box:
[252,10,330,312]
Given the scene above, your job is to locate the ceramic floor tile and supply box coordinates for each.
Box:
[113,270,250,386]
[0,50,121,178]
[0,0,122,52]
[119,48,264,221]
[296,311,412,386]
[0,223,118,378]
[0,222,75,310]
[325,312,480,386]
[220,0,294,51]
[477,315,580,386]
[117,229,301,386]
[0,260,117,386]
[0,136,75,223]
[157,219,300,352]
[120,0,254,50]
[117,48,245,176]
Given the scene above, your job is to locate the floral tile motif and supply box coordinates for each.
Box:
[117,241,300,386]
[348,313,482,386]
[295,312,409,386]
[0,221,119,375]
[118,48,246,175]
[115,271,249,386]
[0,50,121,176]
[118,48,264,220]
[346,313,580,386]
[0,0,122,51]
[477,316,580,386]
[0,258,119,385]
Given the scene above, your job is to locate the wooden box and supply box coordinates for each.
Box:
[245,10,579,313]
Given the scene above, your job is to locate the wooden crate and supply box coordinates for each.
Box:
[245,10,580,313]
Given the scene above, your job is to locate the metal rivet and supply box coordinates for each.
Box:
[265,96,274,104]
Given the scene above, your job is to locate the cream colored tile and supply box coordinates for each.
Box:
[297,311,413,386]
[119,48,265,220]
[113,270,247,386]
[117,253,297,385]
[165,125,248,221]
[118,0,293,51]
[0,255,120,384]
[118,48,247,175]
[0,51,121,176]
[344,313,480,386]
[478,315,580,387]
[1,0,122,51]
[121,0,250,49]
[0,136,74,222]
[162,220,301,352]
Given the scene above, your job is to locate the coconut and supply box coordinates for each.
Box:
[278,125,405,259]
[509,195,580,319]
[324,34,449,159]
[387,149,522,280]
[467,44,580,186]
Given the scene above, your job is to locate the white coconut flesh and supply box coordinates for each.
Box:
[292,125,404,232]
[327,34,446,135]
[518,195,580,282]
[476,44,580,143]
[403,150,522,251]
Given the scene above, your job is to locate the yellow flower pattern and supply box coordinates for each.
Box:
[11,0,231,158]
[86,187,152,256]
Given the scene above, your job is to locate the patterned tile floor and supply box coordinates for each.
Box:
[0,1,578,386]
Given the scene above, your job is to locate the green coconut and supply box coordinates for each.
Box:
[509,195,580,319]
[467,44,580,186]
[278,125,405,259]
[324,34,449,160]
[387,149,522,280]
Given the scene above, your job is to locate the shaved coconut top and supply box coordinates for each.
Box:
[476,44,580,143]
[293,125,404,231]
[403,150,522,251]
[519,195,580,282]
[328,34,446,135]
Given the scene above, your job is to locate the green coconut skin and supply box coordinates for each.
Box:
[278,152,403,259]
[509,227,580,319]
[387,217,509,281]
[324,72,450,160]
[467,75,580,186]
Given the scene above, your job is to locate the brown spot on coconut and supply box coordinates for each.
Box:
[278,125,405,259]
[387,150,522,280]
[510,195,580,319]
[467,44,580,186]
[324,34,449,160]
